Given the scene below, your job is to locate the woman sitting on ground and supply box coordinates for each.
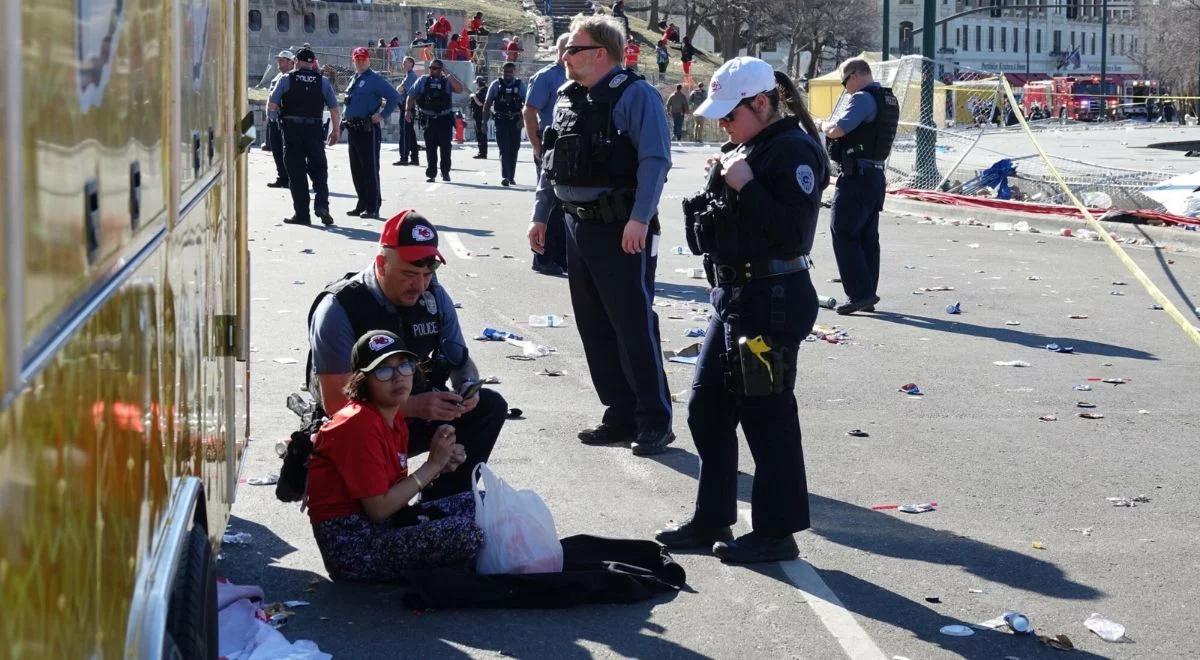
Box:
[307,330,482,582]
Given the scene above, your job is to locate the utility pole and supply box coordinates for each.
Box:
[883,0,891,61]
[915,0,940,187]
[1025,7,1031,77]
[1099,0,1108,108]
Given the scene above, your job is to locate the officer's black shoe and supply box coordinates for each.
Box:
[713,532,800,564]
[267,179,288,188]
[441,174,451,182]
[317,212,335,227]
[473,154,486,159]
[345,208,364,216]
[578,423,633,446]
[283,216,312,225]
[359,211,382,219]
[655,519,734,550]
[426,176,436,183]
[632,427,675,456]
[531,263,565,277]
[836,295,881,316]
[500,179,510,187]
[393,160,408,166]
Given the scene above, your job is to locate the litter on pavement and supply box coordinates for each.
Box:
[1073,383,1093,391]
[1085,613,1127,642]
[1039,634,1075,650]
[1078,412,1105,419]
[506,408,524,419]
[684,328,707,337]
[247,475,278,486]
[536,369,565,377]
[1068,314,1089,319]
[1076,401,1097,408]
[1069,527,1094,536]
[1045,343,1075,353]
[899,503,937,514]
[846,429,870,437]
[993,360,1032,367]
[223,532,253,546]
[939,625,975,637]
[945,301,962,314]
[529,315,567,328]
[664,343,702,365]
[1032,541,1047,550]
[1039,414,1058,422]
[899,383,923,396]
[1003,611,1033,634]
[1107,495,1151,507]
[914,286,955,293]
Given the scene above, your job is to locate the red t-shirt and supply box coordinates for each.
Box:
[448,42,471,61]
[469,17,483,32]
[624,43,640,67]
[433,17,453,38]
[306,402,409,524]
[505,41,522,61]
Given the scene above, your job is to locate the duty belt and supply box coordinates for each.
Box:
[342,116,374,129]
[560,191,635,225]
[419,109,454,118]
[857,159,886,170]
[705,255,812,287]
[282,116,322,125]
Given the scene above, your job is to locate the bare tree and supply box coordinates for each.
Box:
[1130,0,1200,104]
[769,0,878,79]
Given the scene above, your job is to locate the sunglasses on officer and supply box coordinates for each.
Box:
[840,70,857,87]
[564,44,604,56]
[370,360,417,382]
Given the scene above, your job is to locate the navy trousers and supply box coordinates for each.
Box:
[688,270,817,536]
[533,160,567,270]
[423,115,453,179]
[494,117,522,181]
[347,122,382,214]
[564,214,671,432]
[830,167,886,303]
[282,120,329,219]
[473,115,488,157]
[268,120,288,184]
[401,117,420,163]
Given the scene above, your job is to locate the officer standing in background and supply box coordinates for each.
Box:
[267,50,296,188]
[469,76,489,159]
[819,57,898,315]
[393,56,420,167]
[485,62,527,187]
[407,60,466,183]
[268,47,341,226]
[523,34,569,276]
[657,57,829,563]
[343,47,402,220]
[528,16,674,456]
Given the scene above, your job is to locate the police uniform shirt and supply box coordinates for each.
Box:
[396,69,418,108]
[525,62,568,130]
[343,68,403,120]
[486,77,528,117]
[532,67,672,226]
[268,72,338,120]
[831,82,880,136]
[309,268,467,376]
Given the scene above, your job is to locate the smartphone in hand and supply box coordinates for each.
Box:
[458,380,484,401]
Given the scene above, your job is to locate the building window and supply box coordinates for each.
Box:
[989,0,1001,17]
[1110,33,1115,55]
[1036,29,1042,53]
[1119,34,1125,54]
[976,25,982,51]
[276,11,289,32]
[329,13,340,34]
[304,12,315,33]
[941,22,948,49]
[1014,27,1020,53]
[899,21,914,53]
[956,26,962,48]
[1070,31,1076,48]
[988,26,994,51]
[1053,30,1061,52]
[1090,33,1095,55]
[248,10,261,31]
[1066,0,1079,19]
[1001,26,1007,51]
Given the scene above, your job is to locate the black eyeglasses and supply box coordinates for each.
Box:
[371,361,416,382]
[721,96,756,122]
[564,45,604,56]
[840,71,855,87]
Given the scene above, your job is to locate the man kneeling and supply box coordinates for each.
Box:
[308,210,506,500]
[308,331,482,580]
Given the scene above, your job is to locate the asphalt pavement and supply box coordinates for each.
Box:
[223,138,1200,659]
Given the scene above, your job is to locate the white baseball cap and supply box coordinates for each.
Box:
[694,56,776,119]
[277,49,295,60]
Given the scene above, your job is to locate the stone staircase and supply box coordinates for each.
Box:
[547,0,592,39]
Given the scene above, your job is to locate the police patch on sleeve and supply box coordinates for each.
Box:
[609,74,628,88]
[795,164,816,194]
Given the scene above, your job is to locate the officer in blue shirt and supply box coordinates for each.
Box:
[657,57,830,564]
[343,47,402,219]
[406,60,466,183]
[392,57,421,167]
[820,58,899,315]
[528,17,674,456]
[268,48,341,226]
[522,34,569,274]
[485,62,528,187]
[266,49,296,188]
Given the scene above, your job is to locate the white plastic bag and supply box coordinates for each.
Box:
[472,463,564,574]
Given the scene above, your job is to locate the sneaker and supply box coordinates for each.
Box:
[632,426,675,456]
[578,423,633,446]
[317,212,335,227]
[266,179,288,188]
[836,295,880,316]
[712,532,799,564]
[655,519,734,550]
[283,216,311,225]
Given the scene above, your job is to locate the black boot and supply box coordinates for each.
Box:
[713,532,799,563]
[655,519,734,550]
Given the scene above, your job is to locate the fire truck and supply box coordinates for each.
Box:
[1022,76,1120,121]
[1121,79,1165,119]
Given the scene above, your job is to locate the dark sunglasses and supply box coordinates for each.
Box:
[840,71,855,87]
[721,96,756,122]
[564,45,604,56]
[371,361,416,382]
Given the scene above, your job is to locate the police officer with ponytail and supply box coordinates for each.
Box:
[656,57,829,564]
[820,57,899,315]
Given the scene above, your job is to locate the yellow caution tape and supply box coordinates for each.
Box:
[1000,78,1200,351]
[745,335,774,381]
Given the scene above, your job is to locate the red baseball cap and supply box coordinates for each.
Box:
[380,210,445,264]
[352,47,371,60]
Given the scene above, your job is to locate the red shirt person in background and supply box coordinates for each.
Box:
[467,11,489,36]
[505,36,523,62]
[623,36,640,70]
[307,330,482,582]
[446,33,471,61]
[431,15,454,51]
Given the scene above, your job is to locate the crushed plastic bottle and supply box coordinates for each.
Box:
[1004,611,1033,635]
[529,315,566,328]
[1084,613,1126,642]
[672,245,687,255]
[482,327,523,341]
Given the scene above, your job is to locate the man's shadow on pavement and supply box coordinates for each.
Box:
[654,281,711,305]
[868,311,1156,360]
[433,224,495,237]
[219,516,704,659]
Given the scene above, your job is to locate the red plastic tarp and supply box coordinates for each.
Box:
[888,188,1200,227]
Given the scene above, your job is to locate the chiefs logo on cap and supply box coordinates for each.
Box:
[411,225,435,242]
[709,80,721,93]
[368,334,395,351]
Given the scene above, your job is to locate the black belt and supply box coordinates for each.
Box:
[560,191,636,224]
[343,117,374,129]
[419,109,453,118]
[706,256,812,286]
[282,116,322,125]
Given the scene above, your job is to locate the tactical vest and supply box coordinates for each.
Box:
[832,84,899,162]
[282,69,325,119]
[306,273,461,389]
[418,76,453,116]
[542,70,640,188]
[493,79,523,118]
